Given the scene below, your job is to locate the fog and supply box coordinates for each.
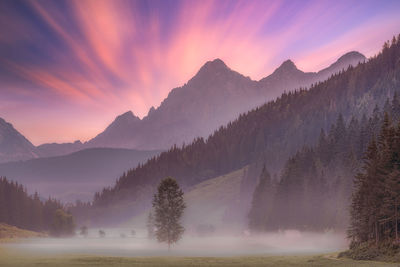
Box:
[5,228,347,257]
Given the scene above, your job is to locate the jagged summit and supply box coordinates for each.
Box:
[114,111,140,123]
[204,58,228,68]
[275,59,298,72]
[197,58,229,75]
[271,59,301,77]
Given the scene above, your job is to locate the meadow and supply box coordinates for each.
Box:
[0,247,398,267]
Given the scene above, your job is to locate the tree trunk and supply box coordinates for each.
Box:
[394,201,399,242]
[375,220,379,246]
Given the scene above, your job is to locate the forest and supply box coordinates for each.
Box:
[0,177,73,236]
[248,97,400,231]
[73,35,400,226]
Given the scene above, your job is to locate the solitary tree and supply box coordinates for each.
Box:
[152,177,185,250]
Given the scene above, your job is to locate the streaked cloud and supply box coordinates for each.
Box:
[0,0,399,144]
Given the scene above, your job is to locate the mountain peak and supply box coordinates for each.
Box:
[198,58,229,74]
[280,59,297,69]
[336,51,366,63]
[272,59,300,75]
[114,111,140,124]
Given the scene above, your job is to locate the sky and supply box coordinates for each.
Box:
[0,0,399,145]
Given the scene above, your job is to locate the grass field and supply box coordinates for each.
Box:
[0,247,399,267]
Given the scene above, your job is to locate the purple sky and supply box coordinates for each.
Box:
[0,0,399,145]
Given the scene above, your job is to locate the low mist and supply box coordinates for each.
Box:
[5,228,347,257]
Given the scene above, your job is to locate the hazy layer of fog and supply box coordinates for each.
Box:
[5,228,347,257]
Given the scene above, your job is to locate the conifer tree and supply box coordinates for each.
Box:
[248,165,274,231]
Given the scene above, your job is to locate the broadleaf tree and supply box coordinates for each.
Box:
[152,177,185,250]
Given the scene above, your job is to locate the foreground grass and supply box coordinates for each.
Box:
[0,248,398,267]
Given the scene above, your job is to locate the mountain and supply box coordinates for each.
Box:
[258,51,366,99]
[87,111,141,148]
[84,51,365,151]
[0,148,160,202]
[0,117,38,163]
[76,36,399,225]
[0,51,365,163]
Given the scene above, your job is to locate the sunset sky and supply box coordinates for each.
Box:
[0,0,399,145]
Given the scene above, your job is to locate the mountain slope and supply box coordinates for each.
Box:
[81,36,399,224]
[88,111,141,148]
[0,118,38,163]
[0,148,160,202]
[85,52,365,151]
[184,166,248,229]
[258,51,366,100]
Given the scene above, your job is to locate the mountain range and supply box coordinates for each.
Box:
[0,51,365,163]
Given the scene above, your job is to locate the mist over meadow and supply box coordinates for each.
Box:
[5,230,347,257]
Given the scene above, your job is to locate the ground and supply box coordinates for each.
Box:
[0,248,399,267]
[0,224,45,242]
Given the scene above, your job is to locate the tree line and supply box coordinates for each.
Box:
[0,177,74,236]
[249,92,400,232]
[349,112,400,246]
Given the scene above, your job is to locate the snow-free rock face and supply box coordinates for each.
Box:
[258,51,366,100]
[84,52,366,151]
[0,117,38,163]
[86,111,141,148]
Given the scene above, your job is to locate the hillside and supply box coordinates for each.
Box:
[184,167,248,230]
[0,223,45,240]
[0,148,160,202]
[80,36,400,225]
[0,118,38,163]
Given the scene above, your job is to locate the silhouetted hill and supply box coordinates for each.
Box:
[0,148,160,202]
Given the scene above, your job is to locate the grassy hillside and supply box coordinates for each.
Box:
[0,224,45,240]
[121,167,248,230]
[184,167,247,229]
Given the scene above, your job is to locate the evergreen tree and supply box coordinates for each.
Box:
[0,177,67,233]
[152,177,185,250]
[248,165,275,231]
